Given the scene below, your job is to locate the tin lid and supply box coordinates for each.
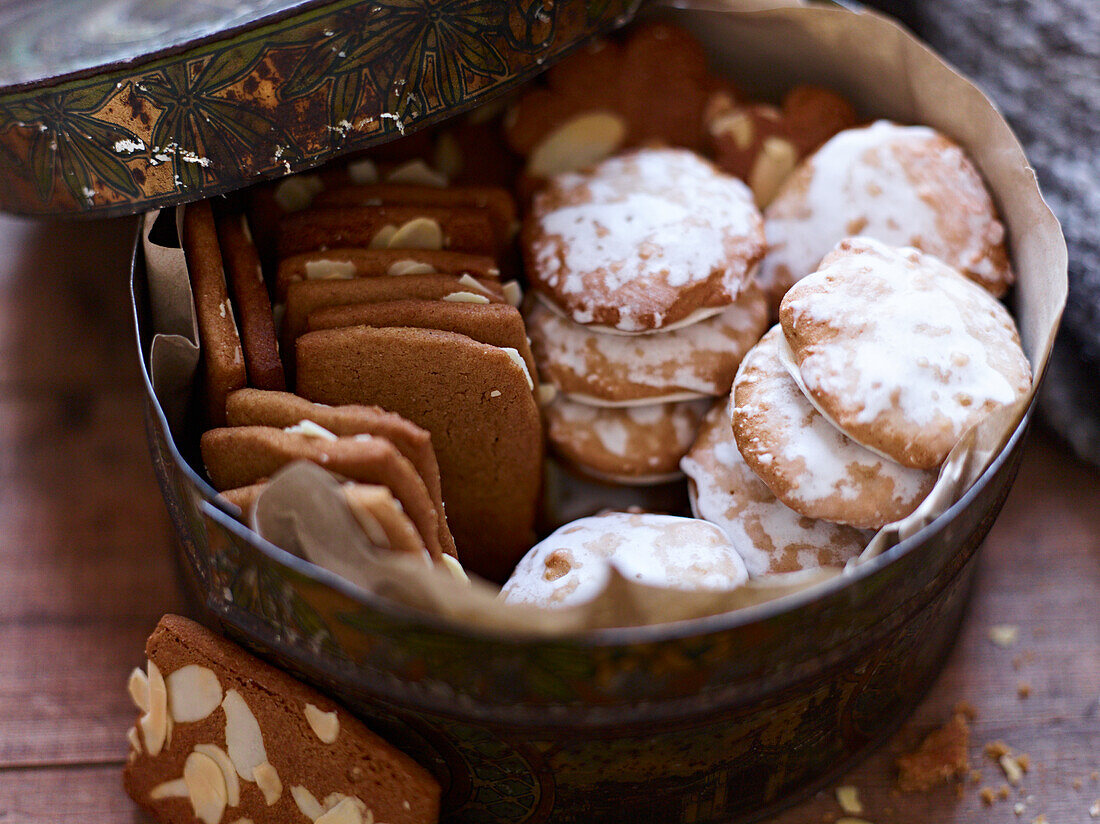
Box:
[0,0,642,218]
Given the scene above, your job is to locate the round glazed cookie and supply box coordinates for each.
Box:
[523,148,765,332]
[780,237,1032,470]
[545,396,713,484]
[682,398,871,577]
[500,511,748,609]
[526,282,768,404]
[732,326,937,529]
[758,120,1013,307]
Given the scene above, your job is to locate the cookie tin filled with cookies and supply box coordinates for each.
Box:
[8,0,1068,822]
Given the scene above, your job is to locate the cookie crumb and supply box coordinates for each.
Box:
[835,786,862,815]
[1016,753,1030,773]
[998,784,1011,800]
[1089,799,1099,817]
[980,787,996,806]
[1073,778,1084,791]
[989,624,1019,647]
[1014,801,1026,816]
[1017,682,1032,699]
[1000,754,1025,786]
[1031,815,1048,824]
[896,711,970,792]
[969,769,983,784]
[985,740,1011,759]
[954,700,977,720]
[1091,771,1099,782]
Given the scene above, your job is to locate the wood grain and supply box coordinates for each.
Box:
[0,210,1096,823]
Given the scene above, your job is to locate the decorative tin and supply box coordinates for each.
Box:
[0,0,641,217]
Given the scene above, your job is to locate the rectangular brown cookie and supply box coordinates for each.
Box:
[296,325,543,583]
[123,614,440,824]
[215,211,286,391]
[306,299,537,380]
[199,426,448,563]
[282,273,504,356]
[183,201,247,429]
[312,184,517,243]
[276,205,501,260]
[275,248,501,302]
[225,388,455,559]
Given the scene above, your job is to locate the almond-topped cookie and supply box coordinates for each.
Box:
[732,326,937,529]
[780,237,1032,469]
[682,397,870,577]
[522,147,765,332]
[759,120,1013,308]
[526,281,767,405]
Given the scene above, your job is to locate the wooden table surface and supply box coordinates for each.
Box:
[0,213,1097,823]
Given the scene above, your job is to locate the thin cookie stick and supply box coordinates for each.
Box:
[216,212,286,390]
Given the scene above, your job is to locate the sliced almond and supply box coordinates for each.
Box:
[442,291,490,304]
[501,280,522,307]
[386,159,448,188]
[711,110,755,150]
[150,778,189,800]
[222,689,267,781]
[369,225,398,249]
[284,420,339,440]
[140,661,168,757]
[748,137,798,208]
[537,384,558,406]
[292,785,325,820]
[387,217,443,250]
[457,274,494,296]
[195,744,240,807]
[836,785,863,815]
[304,704,340,744]
[346,158,379,185]
[253,761,282,806]
[316,797,363,824]
[527,111,627,178]
[126,725,143,755]
[304,259,358,280]
[387,259,436,276]
[184,750,228,824]
[167,665,223,724]
[275,175,324,212]
[128,667,150,713]
[323,794,368,816]
[441,554,469,584]
[501,347,534,390]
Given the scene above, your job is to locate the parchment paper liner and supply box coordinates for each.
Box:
[141,1,1066,634]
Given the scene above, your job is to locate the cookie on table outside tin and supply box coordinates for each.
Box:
[182,200,246,429]
[681,397,871,578]
[222,479,430,560]
[199,425,450,563]
[732,326,937,530]
[275,248,500,301]
[759,120,1014,308]
[780,237,1032,470]
[306,299,537,380]
[545,396,712,485]
[500,511,748,609]
[523,147,765,332]
[224,388,455,560]
[215,211,285,391]
[525,281,767,405]
[123,614,440,824]
[295,325,542,584]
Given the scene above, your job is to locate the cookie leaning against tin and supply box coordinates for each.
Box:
[199,425,450,563]
[682,397,870,578]
[732,326,937,530]
[295,325,542,584]
[525,281,767,405]
[183,200,246,428]
[523,147,765,332]
[780,237,1032,469]
[224,388,456,559]
[215,211,285,391]
[759,120,1014,307]
[123,614,440,824]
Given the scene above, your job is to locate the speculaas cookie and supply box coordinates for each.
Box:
[525,281,767,404]
[224,388,455,559]
[523,148,765,332]
[732,326,937,529]
[183,200,246,429]
[681,397,871,577]
[779,237,1031,469]
[199,425,449,562]
[123,614,440,824]
[295,325,542,583]
[500,511,748,609]
[545,396,712,484]
[215,211,285,391]
[759,120,1014,308]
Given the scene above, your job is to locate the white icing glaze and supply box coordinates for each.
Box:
[760,121,1006,297]
[682,397,871,577]
[500,511,748,608]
